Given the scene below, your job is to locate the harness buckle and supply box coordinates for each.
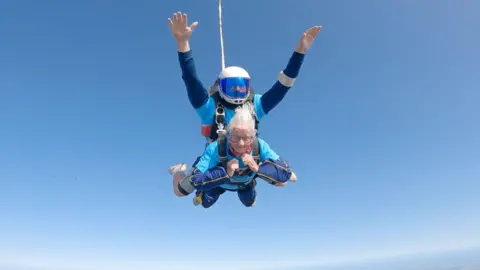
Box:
[215,103,226,134]
[215,105,225,123]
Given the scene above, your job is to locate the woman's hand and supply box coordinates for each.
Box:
[295,26,322,54]
[241,154,259,173]
[167,11,198,52]
[227,159,239,177]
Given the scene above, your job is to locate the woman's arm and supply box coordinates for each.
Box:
[256,139,295,186]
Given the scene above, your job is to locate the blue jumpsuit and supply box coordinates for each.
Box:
[190,138,293,208]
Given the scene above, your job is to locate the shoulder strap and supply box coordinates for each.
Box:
[217,131,227,168]
[210,92,224,142]
[213,93,228,167]
[251,137,260,164]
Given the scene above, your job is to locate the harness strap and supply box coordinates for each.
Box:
[217,132,227,168]
[251,137,260,164]
[217,134,260,168]
[209,90,259,142]
[216,136,260,190]
[216,100,228,167]
[217,136,259,167]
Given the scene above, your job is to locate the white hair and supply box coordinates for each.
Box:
[227,102,257,135]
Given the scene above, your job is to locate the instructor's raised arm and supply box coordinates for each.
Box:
[168,11,209,109]
[260,26,323,114]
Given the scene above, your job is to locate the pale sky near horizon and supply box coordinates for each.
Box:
[1,0,479,269]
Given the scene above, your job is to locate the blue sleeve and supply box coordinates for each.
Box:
[258,139,280,161]
[190,142,230,191]
[256,139,292,184]
[260,52,305,114]
[253,94,267,120]
[193,142,220,173]
[178,50,209,109]
[195,96,216,125]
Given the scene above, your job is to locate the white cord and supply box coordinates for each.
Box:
[218,0,226,70]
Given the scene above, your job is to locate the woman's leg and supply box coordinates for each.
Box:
[237,180,257,207]
[194,187,226,208]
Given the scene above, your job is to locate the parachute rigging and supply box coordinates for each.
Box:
[218,0,226,70]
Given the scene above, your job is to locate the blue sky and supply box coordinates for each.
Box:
[1,0,479,269]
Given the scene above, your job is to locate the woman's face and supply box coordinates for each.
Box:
[228,126,254,153]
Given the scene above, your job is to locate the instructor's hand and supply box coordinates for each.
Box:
[295,26,322,54]
[167,11,198,52]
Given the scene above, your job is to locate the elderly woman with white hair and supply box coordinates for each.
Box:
[169,103,297,208]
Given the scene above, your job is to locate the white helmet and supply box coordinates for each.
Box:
[217,66,251,104]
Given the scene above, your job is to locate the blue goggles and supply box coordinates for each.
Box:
[219,77,250,100]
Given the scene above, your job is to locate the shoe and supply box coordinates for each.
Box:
[193,192,202,206]
[289,172,297,182]
[168,163,187,176]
